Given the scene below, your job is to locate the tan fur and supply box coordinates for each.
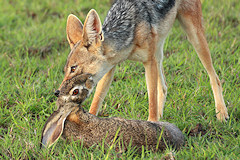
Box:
[66,14,84,49]
[67,112,80,124]
[128,22,150,62]
[89,66,116,115]
[177,1,228,121]
[58,0,229,122]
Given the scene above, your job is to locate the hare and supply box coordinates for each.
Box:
[41,74,184,153]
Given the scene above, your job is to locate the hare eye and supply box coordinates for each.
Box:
[72,89,79,95]
[70,66,77,73]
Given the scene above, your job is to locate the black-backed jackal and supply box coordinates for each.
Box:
[55,0,229,122]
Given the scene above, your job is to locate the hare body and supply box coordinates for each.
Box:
[41,74,184,152]
[63,103,184,152]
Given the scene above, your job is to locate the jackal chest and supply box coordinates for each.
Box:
[128,48,149,62]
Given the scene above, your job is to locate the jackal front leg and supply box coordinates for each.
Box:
[89,66,116,115]
[157,63,167,118]
[144,60,159,122]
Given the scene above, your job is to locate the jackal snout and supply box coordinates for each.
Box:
[56,74,95,107]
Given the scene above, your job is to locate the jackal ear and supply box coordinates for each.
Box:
[66,14,84,49]
[83,9,104,46]
[40,110,71,148]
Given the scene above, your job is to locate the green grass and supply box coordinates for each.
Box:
[0,0,239,159]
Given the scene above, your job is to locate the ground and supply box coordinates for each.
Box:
[0,0,239,159]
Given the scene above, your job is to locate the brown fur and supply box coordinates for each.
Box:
[63,103,185,153]
[41,102,184,152]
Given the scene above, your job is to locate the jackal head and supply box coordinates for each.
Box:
[56,74,94,107]
[55,9,112,97]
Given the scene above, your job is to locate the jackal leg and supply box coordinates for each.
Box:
[177,1,229,121]
[156,43,167,118]
[89,66,116,115]
[144,59,159,122]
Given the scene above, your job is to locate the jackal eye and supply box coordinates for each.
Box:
[70,66,77,73]
[72,89,79,95]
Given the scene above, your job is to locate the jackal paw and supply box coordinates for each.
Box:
[216,104,229,122]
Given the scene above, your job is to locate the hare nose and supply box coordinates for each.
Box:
[54,90,60,97]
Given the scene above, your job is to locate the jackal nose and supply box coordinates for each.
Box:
[54,90,60,97]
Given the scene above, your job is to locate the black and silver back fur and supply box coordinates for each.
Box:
[103,0,176,50]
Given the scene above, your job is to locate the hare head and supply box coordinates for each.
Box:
[56,74,94,108]
[41,74,94,148]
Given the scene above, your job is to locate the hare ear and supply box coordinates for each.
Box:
[82,9,104,46]
[66,14,84,49]
[40,110,71,148]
